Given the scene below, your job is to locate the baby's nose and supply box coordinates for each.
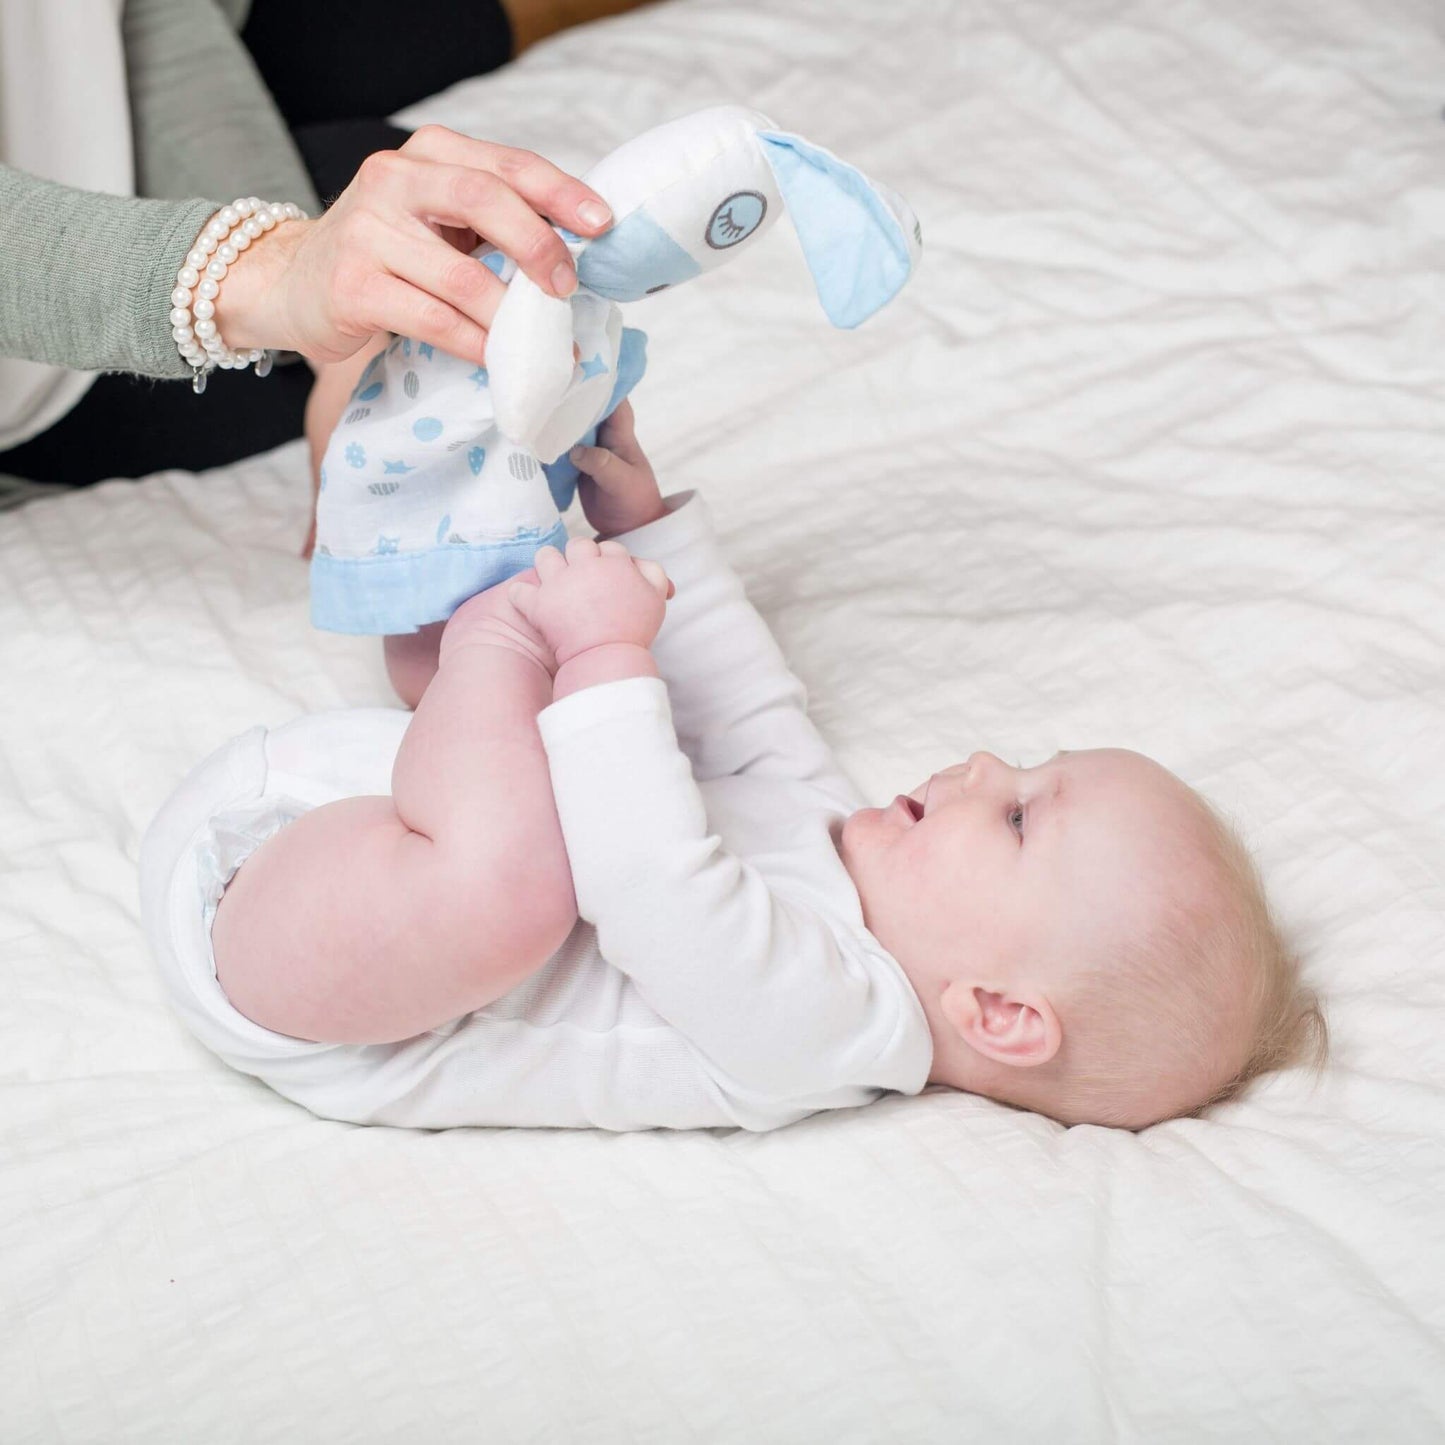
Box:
[962,751,1011,788]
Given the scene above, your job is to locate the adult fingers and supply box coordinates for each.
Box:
[376,223,507,333]
[401,125,613,236]
[356,272,490,364]
[392,156,579,298]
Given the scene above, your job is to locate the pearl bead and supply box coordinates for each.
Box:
[173,199,301,379]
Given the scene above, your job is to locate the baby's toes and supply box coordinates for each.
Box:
[532,544,567,581]
[634,558,672,599]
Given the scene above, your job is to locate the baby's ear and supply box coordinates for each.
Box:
[940,982,1062,1068]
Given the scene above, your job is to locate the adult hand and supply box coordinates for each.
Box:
[214,125,612,367]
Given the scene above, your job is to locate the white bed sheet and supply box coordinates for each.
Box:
[3,0,1443,1439]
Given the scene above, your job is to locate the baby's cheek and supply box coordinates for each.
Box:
[838,809,879,860]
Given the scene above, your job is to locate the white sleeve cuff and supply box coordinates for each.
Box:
[537,674,673,750]
[606,491,713,563]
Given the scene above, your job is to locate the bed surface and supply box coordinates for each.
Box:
[3,0,1443,1439]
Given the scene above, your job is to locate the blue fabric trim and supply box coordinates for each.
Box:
[310,521,570,635]
[757,131,912,328]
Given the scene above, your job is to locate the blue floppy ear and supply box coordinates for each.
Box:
[756,130,922,329]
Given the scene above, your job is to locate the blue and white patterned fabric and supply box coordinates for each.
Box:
[311,105,921,636]
[311,276,646,635]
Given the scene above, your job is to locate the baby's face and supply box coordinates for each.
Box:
[839,749,1205,998]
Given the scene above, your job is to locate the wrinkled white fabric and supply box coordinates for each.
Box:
[2,0,1443,1438]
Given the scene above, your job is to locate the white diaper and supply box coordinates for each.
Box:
[138,709,472,1122]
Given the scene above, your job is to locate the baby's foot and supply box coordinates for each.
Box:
[439,565,555,675]
[508,537,671,666]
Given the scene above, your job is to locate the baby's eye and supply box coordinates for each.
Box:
[1008,804,1025,837]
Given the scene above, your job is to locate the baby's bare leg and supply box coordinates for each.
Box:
[384,624,444,709]
[212,573,577,1044]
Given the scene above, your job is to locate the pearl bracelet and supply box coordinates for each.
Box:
[171,197,307,394]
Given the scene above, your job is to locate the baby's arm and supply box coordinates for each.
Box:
[573,407,855,800]
[515,552,897,1097]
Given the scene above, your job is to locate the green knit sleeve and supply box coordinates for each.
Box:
[124,0,321,216]
[0,166,218,378]
[0,0,323,380]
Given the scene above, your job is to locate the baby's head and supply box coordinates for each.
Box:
[839,749,1326,1128]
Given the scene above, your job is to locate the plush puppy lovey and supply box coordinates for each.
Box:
[311,104,922,635]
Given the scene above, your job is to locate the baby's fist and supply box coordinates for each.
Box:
[508,537,672,665]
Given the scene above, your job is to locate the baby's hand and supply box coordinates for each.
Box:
[572,400,668,539]
[509,537,673,666]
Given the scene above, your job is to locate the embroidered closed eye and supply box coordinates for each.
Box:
[713,206,746,240]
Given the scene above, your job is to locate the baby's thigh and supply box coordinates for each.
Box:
[212,792,576,1045]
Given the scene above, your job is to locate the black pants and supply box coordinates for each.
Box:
[0,0,512,487]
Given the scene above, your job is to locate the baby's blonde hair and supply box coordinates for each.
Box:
[1049,794,1328,1129]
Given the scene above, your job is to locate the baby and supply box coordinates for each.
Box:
[141,404,1325,1132]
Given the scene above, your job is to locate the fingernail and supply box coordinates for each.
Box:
[551,263,577,297]
[577,200,612,229]
[569,444,586,460]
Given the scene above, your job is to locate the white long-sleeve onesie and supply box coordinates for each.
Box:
[142,492,934,1131]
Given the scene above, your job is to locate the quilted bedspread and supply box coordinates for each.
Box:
[3,0,1443,1439]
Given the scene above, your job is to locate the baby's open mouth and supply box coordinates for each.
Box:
[892,794,924,824]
